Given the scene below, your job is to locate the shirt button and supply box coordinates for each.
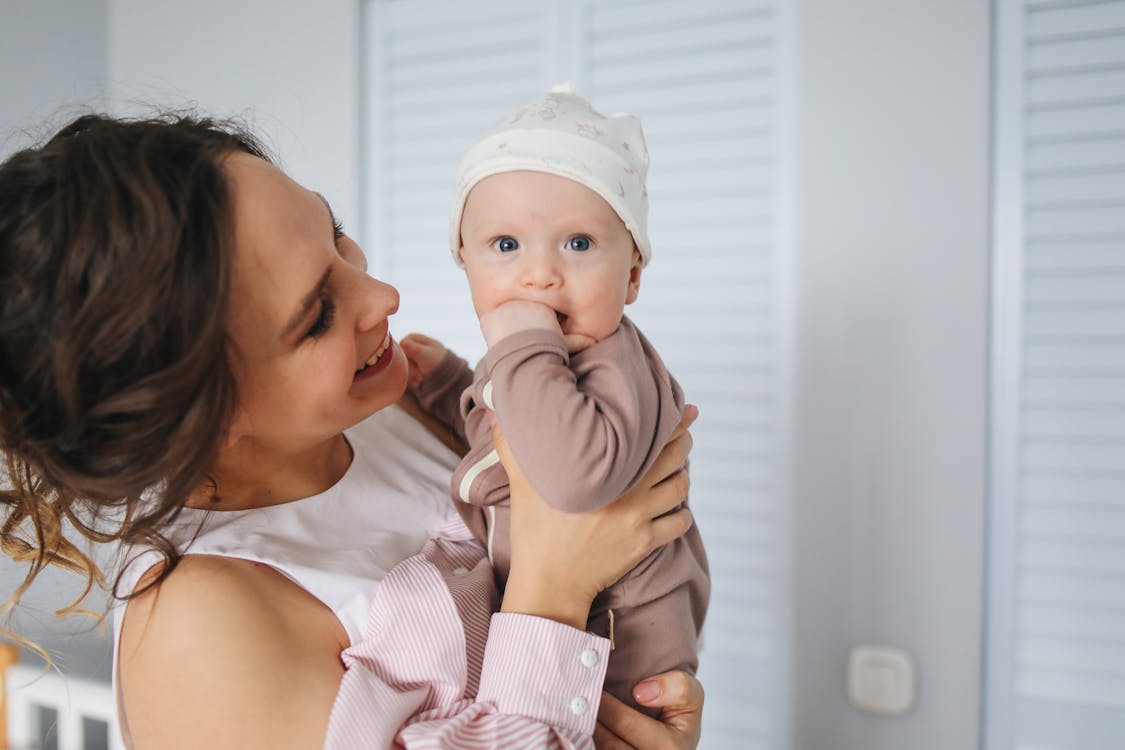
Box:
[570,696,588,716]
[451,567,468,576]
[579,649,598,668]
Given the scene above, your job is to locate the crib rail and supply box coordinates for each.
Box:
[2,645,122,750]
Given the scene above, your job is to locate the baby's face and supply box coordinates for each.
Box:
[458,171,642,344]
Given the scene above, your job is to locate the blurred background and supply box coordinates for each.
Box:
[1,1,1122,749]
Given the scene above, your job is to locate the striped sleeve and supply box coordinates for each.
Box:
[476,613,610,735]
[324,530,610,749]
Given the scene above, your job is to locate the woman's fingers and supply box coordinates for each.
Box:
[633,670,705,713]
[595,693,642,750]
[595,671,705,749]
[636,426,693,492]
[648,505,694,550]
[593,719,635,750]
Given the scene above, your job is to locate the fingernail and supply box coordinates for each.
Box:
[633,680,661,703]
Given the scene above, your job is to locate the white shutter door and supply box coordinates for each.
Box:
[365,3,791,747]
[362,0,556,355]
[576,3,790,749]
[987,2,1125,748]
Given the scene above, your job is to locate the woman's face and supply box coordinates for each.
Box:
[222,153,408,454]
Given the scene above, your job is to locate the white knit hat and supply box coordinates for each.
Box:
[449,83,651,266]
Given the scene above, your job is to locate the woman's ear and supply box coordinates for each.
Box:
[625,250,643,305]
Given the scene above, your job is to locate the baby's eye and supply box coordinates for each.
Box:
[567,235,591,252]
[494,236,519,253]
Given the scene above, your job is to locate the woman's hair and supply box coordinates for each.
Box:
[0,113,270,633]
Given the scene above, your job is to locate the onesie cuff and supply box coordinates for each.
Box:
[412,349,471,403]
[484,328,568,373]
[477,612,610,736]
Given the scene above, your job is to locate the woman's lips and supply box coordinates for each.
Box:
[354,332,394,381]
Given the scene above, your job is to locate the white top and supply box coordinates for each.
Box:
[111,405,459,726]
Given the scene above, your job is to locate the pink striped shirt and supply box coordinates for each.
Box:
[325,516,612,749]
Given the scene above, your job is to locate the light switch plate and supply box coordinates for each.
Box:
[846,644,915,716]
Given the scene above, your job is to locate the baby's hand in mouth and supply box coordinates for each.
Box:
[480,300,562,346]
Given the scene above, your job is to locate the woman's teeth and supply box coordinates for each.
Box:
[361,334,390,370]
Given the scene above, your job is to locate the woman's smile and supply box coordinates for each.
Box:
[354,332,396,382]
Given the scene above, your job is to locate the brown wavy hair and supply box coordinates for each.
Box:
[0,113,269,644]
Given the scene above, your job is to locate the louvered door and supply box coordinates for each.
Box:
[363,2,791,747]
[987,1,1125,748]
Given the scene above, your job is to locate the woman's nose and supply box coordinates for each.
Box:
[354,274,400,331]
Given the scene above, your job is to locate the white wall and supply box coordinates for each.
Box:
[791,1,990,749]
[107,0,363,232]
[0,0,108,157]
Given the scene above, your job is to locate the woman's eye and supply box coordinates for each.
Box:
[567,235,591,252]
[494,236,519,253]
[333,218,345,241]
[304,296,336,340]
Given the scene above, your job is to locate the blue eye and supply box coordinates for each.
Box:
[495,236,519,253]
[567,235,591,252]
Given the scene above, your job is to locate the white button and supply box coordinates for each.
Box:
[579,649,598,668]
[451,567,468,576]
[569,696,588,716]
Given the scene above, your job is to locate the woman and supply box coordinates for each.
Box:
[0,114,703,748]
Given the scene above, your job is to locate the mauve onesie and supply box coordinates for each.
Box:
[412,315,709,714]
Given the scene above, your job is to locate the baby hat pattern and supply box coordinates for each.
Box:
[449,82,652,266]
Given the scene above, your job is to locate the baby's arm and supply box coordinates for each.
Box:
[486,320,684,514]
[400,333,474,440]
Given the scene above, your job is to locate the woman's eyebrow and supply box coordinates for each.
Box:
[282,266,332,340]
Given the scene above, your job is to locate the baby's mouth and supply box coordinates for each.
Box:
[556,310,568,326]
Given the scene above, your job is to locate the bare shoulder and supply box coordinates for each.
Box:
[118,555,347,749]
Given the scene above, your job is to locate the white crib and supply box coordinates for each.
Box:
[2,646,122,750]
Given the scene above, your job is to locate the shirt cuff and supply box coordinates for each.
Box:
[477,612,611,736]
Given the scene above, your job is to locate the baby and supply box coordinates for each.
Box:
[401,85,709,714]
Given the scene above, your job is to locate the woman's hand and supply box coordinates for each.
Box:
[594,671,704,749]
[498,406,698,629]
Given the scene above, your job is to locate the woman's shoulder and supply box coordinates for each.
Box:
[124,553,347,649]
[118,555,346,747]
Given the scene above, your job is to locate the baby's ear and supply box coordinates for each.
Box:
[625,250,643,305]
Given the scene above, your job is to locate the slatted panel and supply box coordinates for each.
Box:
[581,2,787,748]
[364,0,552,358]
[365,3,789,747]
[989,1,1125,747]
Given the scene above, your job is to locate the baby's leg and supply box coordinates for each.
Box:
[587,524,709,717]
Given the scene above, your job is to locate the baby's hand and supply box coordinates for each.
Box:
[479,300,561,348]
[562,333,597,355]
[399,333,448,389]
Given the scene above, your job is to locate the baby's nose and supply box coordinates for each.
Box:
[521,255,562,289]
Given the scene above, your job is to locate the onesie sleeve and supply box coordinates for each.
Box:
[484,320,683,513]
[410,349,475,444]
